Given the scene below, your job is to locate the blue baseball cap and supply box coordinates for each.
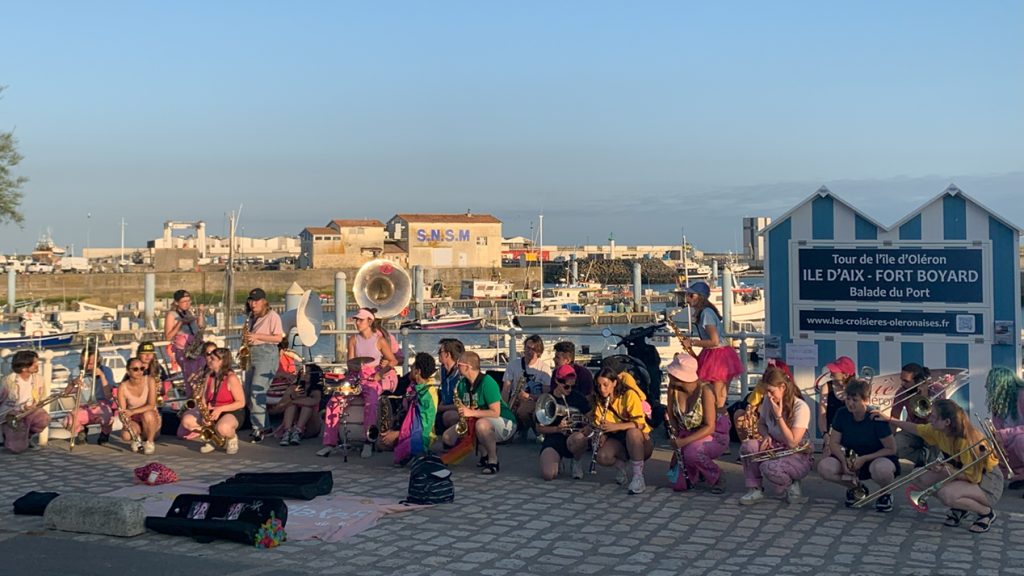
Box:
[685,281,711,299]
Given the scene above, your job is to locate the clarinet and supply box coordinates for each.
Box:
[589,396,610,474]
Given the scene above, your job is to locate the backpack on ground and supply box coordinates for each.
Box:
[401,454,454,505]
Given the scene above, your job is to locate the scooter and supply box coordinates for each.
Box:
[599,320,667,432]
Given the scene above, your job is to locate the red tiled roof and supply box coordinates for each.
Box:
[303,227,338,235]
[330,219,385,228]
[393,213,502,224]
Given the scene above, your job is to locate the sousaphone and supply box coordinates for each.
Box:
[353,259,412,319]
[281,288,324,348]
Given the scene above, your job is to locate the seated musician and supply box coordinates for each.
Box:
[819,356,855,459]
[538,364,591,481]
[666,354,729,493]
[117,357,162,455]
[379,352,438,465]
[0,350,49,454]
[443,351,516,475]
[738,365,812,505]
[985,367,1024,489]
[502,334,551,442]
[578,368,653,495]
[276,364,324,446]
[817,378,899,512]
[873,399,1003,533]
[435,338,465,436]
[136,341,172,402]
[179,348,243,454]
[64,345,116,445]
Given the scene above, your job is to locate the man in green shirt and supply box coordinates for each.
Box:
[442,351,516,475]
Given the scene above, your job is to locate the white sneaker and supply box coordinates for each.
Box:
[289,429,302,446]
[786,481,808,504]
[130,440,141,453]
[740,488,765,506]
[361,443,373,459]
[571,459,584,480]
[615,463,629,485]
[199,442,215,454]
[143,441,155,455]
[225,437,239,455]
[316,445,335,457]
[279,431,292,446]
[628,473,646,495]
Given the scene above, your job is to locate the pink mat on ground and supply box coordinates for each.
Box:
[104,482,426,542]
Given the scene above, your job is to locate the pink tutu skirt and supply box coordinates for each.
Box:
[697,346,743,383]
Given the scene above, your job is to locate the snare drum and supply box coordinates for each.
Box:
[324,373,363,397]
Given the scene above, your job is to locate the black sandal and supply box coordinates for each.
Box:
[481,462,500,475]
[476,455,488,468]
[969,509,996,533]
[944,508,968,527]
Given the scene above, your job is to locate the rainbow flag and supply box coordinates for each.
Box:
[440,421,476,466]
[394,382,439,465]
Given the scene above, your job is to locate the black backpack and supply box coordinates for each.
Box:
[401,454,454,505]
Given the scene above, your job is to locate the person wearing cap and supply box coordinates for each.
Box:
[665,354,730,493]
[164,289,207,389]
[243,288,283,443]
[681,280,743,410]
[135,340,173,403]
[62,345,117,445]
[538,363,591,481]
[819,356,855,459]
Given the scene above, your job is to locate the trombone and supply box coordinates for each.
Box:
[852,416,1007,509]
[740,440,812,463]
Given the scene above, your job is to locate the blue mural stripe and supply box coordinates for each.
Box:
[945,343,969,369]
[900,342,924,368]
[899,214,922,240]
[812,195,834,240]
[768,219,792,351]
[855,215,877,240]
[857,341,879,373]
[943,194,967,240]
[816,339,836,374]
[990,216,1016,369]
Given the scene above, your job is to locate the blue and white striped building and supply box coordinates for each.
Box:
[763,184,1020,426]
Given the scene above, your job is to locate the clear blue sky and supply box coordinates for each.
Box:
[1,1,1021,254]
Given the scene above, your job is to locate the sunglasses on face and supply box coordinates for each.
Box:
[129,366,145,372]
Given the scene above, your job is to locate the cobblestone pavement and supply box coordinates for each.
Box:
[1,435,1022,576]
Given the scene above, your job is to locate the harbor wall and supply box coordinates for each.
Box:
[7,267,536,306]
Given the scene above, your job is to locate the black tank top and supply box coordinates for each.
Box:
[825,380,842,432]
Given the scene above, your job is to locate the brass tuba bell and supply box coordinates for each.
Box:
[353,259,412,319]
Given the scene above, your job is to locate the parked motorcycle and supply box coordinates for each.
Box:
[598,321,667,432]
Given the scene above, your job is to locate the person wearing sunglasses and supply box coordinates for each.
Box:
[538,363,591,480]
[180,348,245,454]
[117,358,162,454]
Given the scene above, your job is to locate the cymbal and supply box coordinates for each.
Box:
[346,356,375,366]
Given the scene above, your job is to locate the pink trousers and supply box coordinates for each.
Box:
[64,401,115,435]
[1001,429,1024,481]
[675,413,731,485]
[740,438,812,492]
[2,410,50,453]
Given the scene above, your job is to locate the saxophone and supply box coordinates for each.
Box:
[194,373,226,448]
[454,395,470,437]
[665,399,691,490]
[237,313,252,371]
[508,373,527,413]
[589,396,611,474]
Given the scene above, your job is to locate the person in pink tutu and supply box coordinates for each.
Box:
[665,354,730,493]
[680,280,743,410]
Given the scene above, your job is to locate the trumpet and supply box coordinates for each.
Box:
[854,415,1006,510]
[740,440,812,463]
[118,409,144,453]
[844,449,869,500]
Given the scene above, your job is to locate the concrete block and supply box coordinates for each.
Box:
[43,494,146,537]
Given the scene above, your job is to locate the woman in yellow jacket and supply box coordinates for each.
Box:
[590,367,653,494]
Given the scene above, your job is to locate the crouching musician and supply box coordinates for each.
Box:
[179,348,244,455]
[985,367,1024,488]
[574,368,653,495]
[816,379,899,512]
[117,358,162,455]
[0,350,51,454]
[871,400,1003,533]
[64,344,117,446]
[537,364,591,481]
[738,365,812,505]
[665,354,729,493]
[442,351,516,475]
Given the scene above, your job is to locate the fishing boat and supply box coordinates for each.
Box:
[0,313,77,348]
[400,311,484,331]
[512,215,594,329]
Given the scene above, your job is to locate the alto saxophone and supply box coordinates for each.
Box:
[454,395,470,437]
[237,312,252,371]
[508,374,527,413]
[193,373,226,448]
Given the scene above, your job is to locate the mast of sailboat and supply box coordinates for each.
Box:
[120,217,126,264]
[538,214,544,312]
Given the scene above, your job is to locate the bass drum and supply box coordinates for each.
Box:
[600,354,665,430]
[330,395,367,444]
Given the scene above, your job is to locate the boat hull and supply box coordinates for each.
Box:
[401,317,484,331]
[0,332,76,348]
[514,313,593,329]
